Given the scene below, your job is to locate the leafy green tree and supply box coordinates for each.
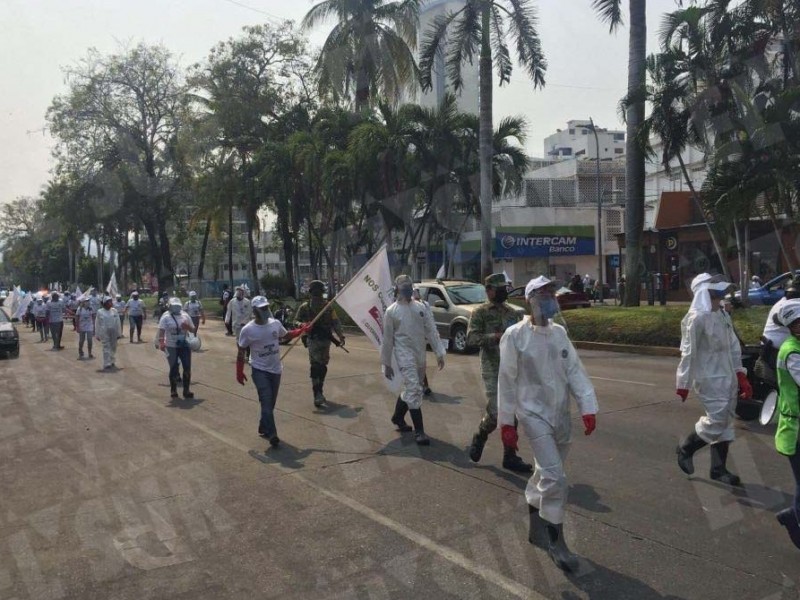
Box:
[47,43,190,293]
[419,0,546,280]
[302,0,421,111]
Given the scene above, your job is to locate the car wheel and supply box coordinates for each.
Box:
[735,399,760,421]
[450,324,468,354]
[9,348,19,359]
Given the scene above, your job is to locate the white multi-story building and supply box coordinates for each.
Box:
[544,120,626,160]
[416,0,479,115]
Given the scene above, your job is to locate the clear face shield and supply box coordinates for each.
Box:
[528,285,563,327]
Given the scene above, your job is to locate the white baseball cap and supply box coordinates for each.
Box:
[251,295,270,308]
[525,276,554,298]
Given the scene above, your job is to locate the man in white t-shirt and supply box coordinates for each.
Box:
[184,291,206,332]
[158,298,197,399]
[75,298,95,359]
[47,292,66,350]
[236,295,308,446]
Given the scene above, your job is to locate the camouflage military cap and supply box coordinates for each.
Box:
[484,273,507,288]
[309,280,326,294]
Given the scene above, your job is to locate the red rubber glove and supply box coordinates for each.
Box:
[236,358,247,385]
[676,389,689,402]
[500,425,518,451]
[737,372,753,400]
[583,414,596,436]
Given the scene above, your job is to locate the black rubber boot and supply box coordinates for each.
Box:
[468,430,488,463]
[503,446,533,473]
[710,441,741,486]
[182,371,194,399]
[676,432,707,475]
[546,522,579,573]
[776,508,800,550]
[312,384,325,408]
[391,397,412,432]
[170,378,179,399]
[528,505,547,548]
[409,409,430,445]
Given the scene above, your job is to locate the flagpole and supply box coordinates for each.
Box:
[280,244,389,361]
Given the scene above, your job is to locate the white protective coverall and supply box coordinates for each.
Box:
[763,297,790,347]
[380,300,444,409]
[498,320,598,524]
[95,306,122,368]
[676,278,745,443]
[226,296,252,338]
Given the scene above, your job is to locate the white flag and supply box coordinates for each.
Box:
[436,263,446,279]
[75,285,82,297]
[334,245,401,393]
[14,293,32,320]
[106,272,118,298]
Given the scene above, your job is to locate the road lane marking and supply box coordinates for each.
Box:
[589,376,656,387]
[118,379,546,599]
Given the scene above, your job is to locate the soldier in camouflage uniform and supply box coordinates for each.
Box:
[466,273,533,473]
[296,280,345,408]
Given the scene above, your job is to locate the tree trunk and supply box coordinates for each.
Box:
[198,218,211,280]
[678,154,730,280]
[246,211,260,295]
[355,66,370,112]
[156,219,175,294]
[623,0,647,306]
[277,202,296,299]
[228,202,234,288]
[478,6,494,281]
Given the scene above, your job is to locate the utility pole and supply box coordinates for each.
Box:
[590,118,603,303]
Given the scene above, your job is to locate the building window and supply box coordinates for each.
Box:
[257,263,263,270]
[582,130,588,135]
[561,148,572,156]
[613,133,625,141]
[575,149,586,156]
[614,148,624,154]
[569,129,575,134]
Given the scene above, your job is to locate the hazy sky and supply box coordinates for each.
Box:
[1,0,681,203]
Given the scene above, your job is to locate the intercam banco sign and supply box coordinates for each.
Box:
[495,226,595,258]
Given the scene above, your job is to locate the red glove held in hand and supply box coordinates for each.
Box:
[676,389,689,402]
[500,425,518,451]
[286,323,312,340]
[737,371,753,400]
[583,414,596,436]
[236,358,247,385]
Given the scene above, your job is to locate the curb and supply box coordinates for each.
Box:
[573,341,680,357]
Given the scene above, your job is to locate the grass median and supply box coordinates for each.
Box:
[559,305,770,348]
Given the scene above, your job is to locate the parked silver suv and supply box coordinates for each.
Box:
[416,279,525,353]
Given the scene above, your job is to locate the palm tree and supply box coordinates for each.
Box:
[302,0,421,111]
[419,0,545,280]
[593,0,646,305]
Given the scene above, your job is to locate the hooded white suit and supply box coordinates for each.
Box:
[676,274,745,443]
[95,305,121,368]
[380,299,444,410]
[498,318,598,524]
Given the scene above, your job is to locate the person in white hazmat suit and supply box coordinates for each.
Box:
[381,274,445,445]
[759,278,800,372]
[94,296,122,370]
[497,276,598,573]
[675,273,753,486]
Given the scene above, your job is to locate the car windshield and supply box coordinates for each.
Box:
[446,284,487,305]
[0,309,9,323]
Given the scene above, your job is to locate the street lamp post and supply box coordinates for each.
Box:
[589,118,603,303]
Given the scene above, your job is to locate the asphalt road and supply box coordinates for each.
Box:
[0,318,797,600]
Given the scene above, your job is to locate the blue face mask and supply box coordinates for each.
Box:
[531,296,559,321]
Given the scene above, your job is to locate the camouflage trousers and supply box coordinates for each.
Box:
[307,338,331,393]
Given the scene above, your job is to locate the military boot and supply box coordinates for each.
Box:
[391,397,412,432]
[182,371,194,399]
[409,409,430,446]
[502,446,533,473]
[313,385,326,408]
[528,505,548,548]
[710,441,741,486]
[468,430,488,463]
[170,378,179,399]
[776,508,800,550]
[676,432,707,475]
[546,522,579,573]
